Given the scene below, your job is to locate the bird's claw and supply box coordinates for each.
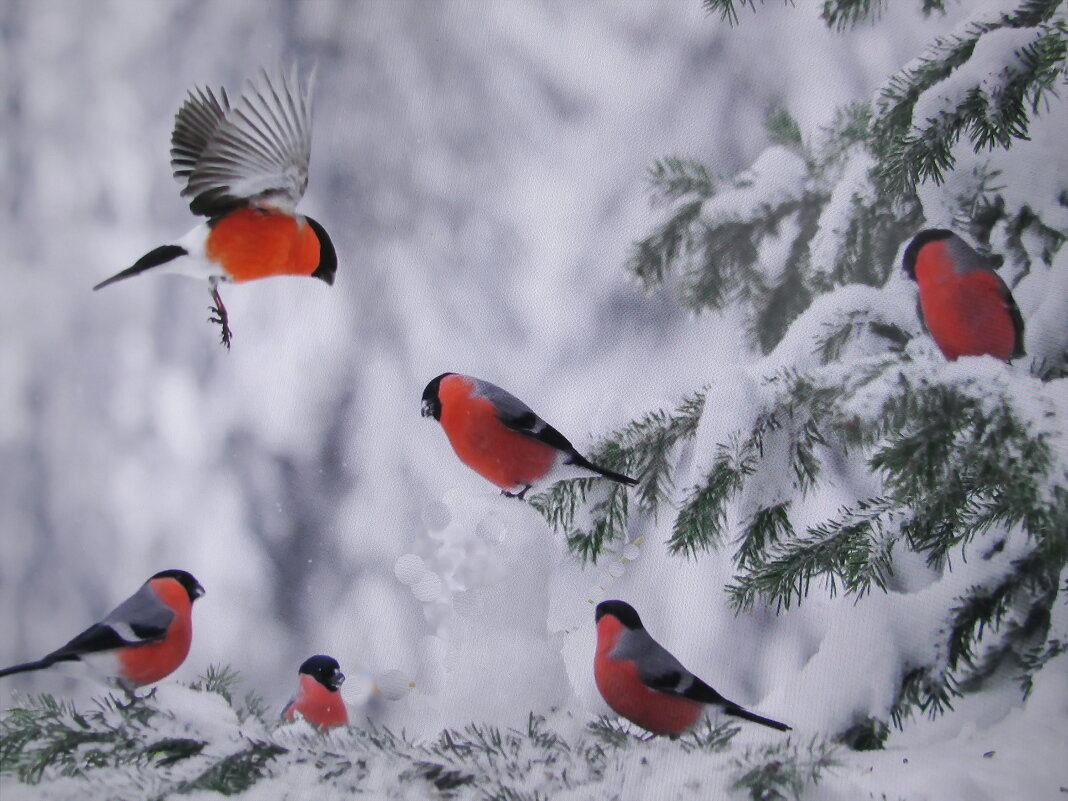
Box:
[500,485,532,501]
[208,288,233,350]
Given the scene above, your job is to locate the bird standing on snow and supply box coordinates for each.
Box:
[93,67,337,349]
[281,655,348,730]
[420,372,637,500]
[594,600,790,737]
[0,569,205,696]
[902,229,1024,362]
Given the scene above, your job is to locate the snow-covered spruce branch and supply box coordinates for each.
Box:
[702,0,952,31]
[529,390,706,562]
[871,0,1068,193]
[629,0,1067,354]
[0,676,838,800]
[536,331,1068,731]
[730,738,838,801]
[627,108,921,353]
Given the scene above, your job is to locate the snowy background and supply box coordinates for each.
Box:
[2,1,1066,798]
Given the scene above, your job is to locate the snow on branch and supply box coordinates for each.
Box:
[0,675,839,800]
[627,109,923,353]
[704,0,951,31]
[872,0,1068,193]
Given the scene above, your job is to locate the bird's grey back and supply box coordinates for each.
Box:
[944,234,997,276]
[469,377,539,427]
[103,582,175,632]
[612,627,692,688]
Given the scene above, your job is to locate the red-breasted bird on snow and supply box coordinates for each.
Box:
[281,654,348,730]
[594,600,790,737]
[902,229,1025,362]
[93,67,337,348]
[0,569,205,696]
[420,372,637,500]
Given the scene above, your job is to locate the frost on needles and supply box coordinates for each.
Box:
[0,673,839,800]
[532,0,1068,747]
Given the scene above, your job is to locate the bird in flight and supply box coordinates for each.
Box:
[93,67,336,348]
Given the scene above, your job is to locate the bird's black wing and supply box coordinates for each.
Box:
[471,377,579,454]
[45,620,167,661]
[1005,289,1026,360]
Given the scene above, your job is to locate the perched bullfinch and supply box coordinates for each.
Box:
[902,229,1025,362]
[420,373,638,500]
[281,655,348,730]
[0,569,204,696]
[93,67,337,348]
[594,601,790,737]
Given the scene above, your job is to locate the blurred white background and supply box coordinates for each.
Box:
[0,0,965,726]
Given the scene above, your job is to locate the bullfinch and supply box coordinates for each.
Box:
[93,67,337,348]
[0,569,205,695]
[902,229,1025,362]
[420,372,638,500]
[281,654,348,730]
[594,601,790,737]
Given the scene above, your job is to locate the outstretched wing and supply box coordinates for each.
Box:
[171,65,315,218]
[470,378,578,455]
[171,86,231,199]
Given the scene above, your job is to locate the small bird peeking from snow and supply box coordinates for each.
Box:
[420,373,637,501]
[594,601,791,738]
[93,66,337,349]
[902,229,1025,363]
[0,569,205,699]
[282,655,349,730]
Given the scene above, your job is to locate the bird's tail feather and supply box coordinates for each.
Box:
[0,657,61,678]
[571,454,638,486]
[724,704,791,732]
[93,245,188,291]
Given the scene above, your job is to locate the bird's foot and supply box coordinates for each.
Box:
[208,286,233,350]
[114,685,143,708]
[500,485,532,501]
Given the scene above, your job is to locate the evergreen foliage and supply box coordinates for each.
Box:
[534,0,1068,740]
[730,738,839,801]
[0,674,836,799]
[633,0,1066,353]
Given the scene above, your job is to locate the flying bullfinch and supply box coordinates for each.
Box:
[0,569,205,696]
[93,67,337,349]
[281,655,348,730]
[594,601,790,737]
[902,229,1025,362]
[420,372,638,500]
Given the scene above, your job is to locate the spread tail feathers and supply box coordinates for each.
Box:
[93,245,187,290]
[724,705,792,732]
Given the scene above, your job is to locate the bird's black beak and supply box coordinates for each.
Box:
[193,582,206,599]
[420,399,433,419]
[330,671,345,691]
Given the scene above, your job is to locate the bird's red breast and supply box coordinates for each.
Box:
[914,240,1018,362]
[437,374,558,491]
[594,615,703,737]
[283,674,349,730]
[115,577,194,688]
[206,208,321,283]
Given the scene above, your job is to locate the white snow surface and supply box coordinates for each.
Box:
[3,0,1067,799]
[909,25,1047,129]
